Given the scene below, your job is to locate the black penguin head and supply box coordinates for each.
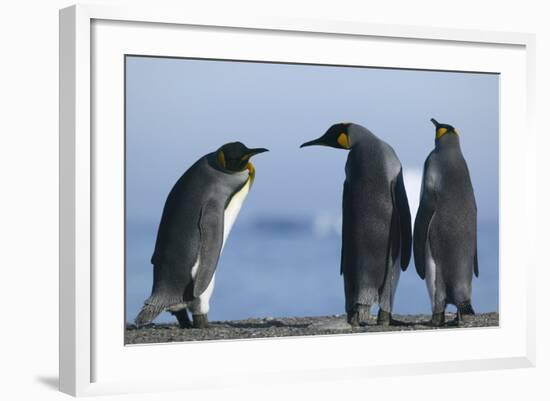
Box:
[431,118,459,140]
[216,142,269,172]
[300,122,352,150]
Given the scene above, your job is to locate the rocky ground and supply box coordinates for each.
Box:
[125,312,498,344]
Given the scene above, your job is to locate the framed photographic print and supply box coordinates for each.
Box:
[59,4,536,397]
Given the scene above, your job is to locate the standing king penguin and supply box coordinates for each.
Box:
[413,119,478,326]
[135,142,268,329]
[301,123,412,326]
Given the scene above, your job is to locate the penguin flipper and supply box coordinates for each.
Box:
[194,198,224,297]
[473,220,479,277]
[340,181,351,276]
[394,169,412,270]
[474,248,479,277]
[413,164,437,280]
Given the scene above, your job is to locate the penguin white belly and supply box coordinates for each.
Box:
[425,238,437,310]
[191,272,216,314]
[181,255,217,315]
[222,181,251,248]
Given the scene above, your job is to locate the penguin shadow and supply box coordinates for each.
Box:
[415,315,463,328]
[385,318,416,328]
[225,320,309,329]
[415,320,456,328]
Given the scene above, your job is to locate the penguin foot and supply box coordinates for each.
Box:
[430,312,445,327]
[377,309,392,326]
[455,302,475,327]
[347,311,359,327]
[457,301,475,316]
[347,304,370,327]
[192,314,209,329]
[377,310,407,326]
[171,309,192,329]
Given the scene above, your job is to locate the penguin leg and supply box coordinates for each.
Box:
[188,296,209,328]
[347,304,370,327]
[377,243,402,326]
[430,312,446,327]
[377,309,392,326]
[378,288,397,326]
[171,308,192,329]
[428,268,447,327]
[357,304,370,326]
[192,314,209,329]
[377,309,407,326]
[343,276,354,320]
[430,299,446,327]
[188,274,215,329]
[455,301,475,326]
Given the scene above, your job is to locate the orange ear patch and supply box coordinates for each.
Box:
[337,133,350,149]
[436,127,448,139]
[246,162,256,186]
[217,150,226,168]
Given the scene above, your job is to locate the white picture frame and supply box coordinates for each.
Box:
[59,3,536,397]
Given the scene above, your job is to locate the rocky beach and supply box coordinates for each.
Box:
[125,312,498,344]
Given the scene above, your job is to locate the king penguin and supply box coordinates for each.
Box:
[413,118,478,326]
[135,142,268,329]
[301,123,412,327]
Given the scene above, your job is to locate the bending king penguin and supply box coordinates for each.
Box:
[301,123,412,327]
[135,142,268,329]
[413,119,478,326]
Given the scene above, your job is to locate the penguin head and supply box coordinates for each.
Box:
[430,118,459,140]
[300,122,352,150]
[216,142,269,172]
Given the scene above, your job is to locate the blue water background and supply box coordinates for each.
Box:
[126,217,498,322]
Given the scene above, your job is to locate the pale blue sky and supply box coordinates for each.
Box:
[125,56,499,322]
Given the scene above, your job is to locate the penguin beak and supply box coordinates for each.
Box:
[430,118,440,127]
[300,137,324,148]
[247,148,269,157]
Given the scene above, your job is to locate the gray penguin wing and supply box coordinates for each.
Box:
[394,169,412,270]
[413,159,437,280]
[193,198,225,297]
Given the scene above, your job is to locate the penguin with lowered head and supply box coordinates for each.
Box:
[301,123,412,327]
[413,118,478,326]
[135,142,268,329]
